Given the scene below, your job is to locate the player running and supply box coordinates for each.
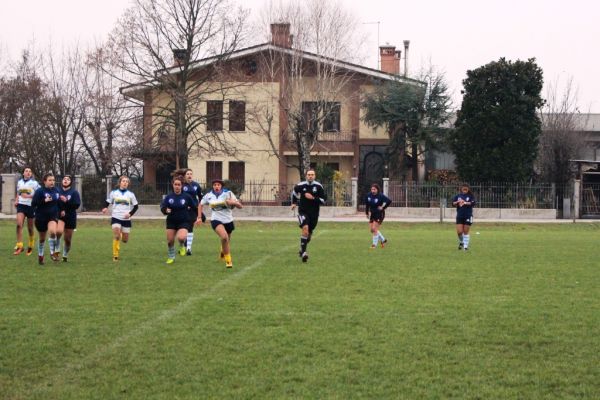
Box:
[199,179,243,268]
[160,175,200,264]
[291,169,327,263]
[181,168,205,255]
[13,167,39,256]
[102,176,139,261]
[55,175,81,262]
[31,173,60,265]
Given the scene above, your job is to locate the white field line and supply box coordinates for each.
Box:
[30,231,325,396]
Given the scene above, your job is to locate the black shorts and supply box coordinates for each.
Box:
[35,217,58,233]
[211,220,235,234]
[369,210,385,224]
[166,220,192,231]
[16,204,35,219]
[456,215,473,226]
[298,211,319,233]
[59,213,77,230]
[111,218,132,229]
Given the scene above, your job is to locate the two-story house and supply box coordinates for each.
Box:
[122,23,423,200]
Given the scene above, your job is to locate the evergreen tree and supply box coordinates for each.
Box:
[451,58,544,182]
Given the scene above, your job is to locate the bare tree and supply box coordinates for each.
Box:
[5,51,58,176]
[538,77,589,188]
[248,0,367,177]
[42,46,89,175]
[79,47,142,176]
[106,0,248,169]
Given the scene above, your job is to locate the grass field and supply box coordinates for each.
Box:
[1,219,599,399]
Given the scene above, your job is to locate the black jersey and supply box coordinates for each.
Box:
[160,192,195,224]
[182,181,202,207]
[32,186,60,220]
[452,192,476,219]
[292,180,327,214]
[365,192,392,217]
[58,186,81,216]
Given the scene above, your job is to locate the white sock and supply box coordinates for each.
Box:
[38,241,45,256]
[48,238,56,253]
[372,235,378,246]
[55,238,61,253]
[378,232,385,242]
[463,234,470,248]
[458,234,463,244]
[186,232,194,250]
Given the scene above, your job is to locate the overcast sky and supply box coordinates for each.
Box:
[1,0,598,112]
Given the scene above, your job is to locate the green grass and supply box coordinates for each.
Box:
[1,219,599,399]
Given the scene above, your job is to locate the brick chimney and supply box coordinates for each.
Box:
[379,45,401,74]
[271,23,292,48]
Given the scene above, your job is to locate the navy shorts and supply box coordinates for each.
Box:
[16,204,35,219]
[60,212,77,230]
[211,220,235,234]
[35,217,58,233]
[456,215,473,226]
[166,219,192,231]
[369,210,385,224]
[298,211,319,233]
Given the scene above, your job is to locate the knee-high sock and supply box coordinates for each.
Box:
[458,233,463,244]
[63,243,70,257]
[112,239,120,258]
[48,238,56,254]
[168,245,175,259]
[377,231,385,242]
[38,241,45,257]
[186,232,194,250]
[300,236,308,253]
[28,235,35,248]
[463,234,470,248]
[54,238,60,253]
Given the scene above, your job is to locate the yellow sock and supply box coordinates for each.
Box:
[112,239,120,257]
[224,253,232,263]
[16,241,23,249]
[28,237,34,248]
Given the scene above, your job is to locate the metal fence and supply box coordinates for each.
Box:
[385,182,569,209]
[79,175,571,210]
[581,183,600,217]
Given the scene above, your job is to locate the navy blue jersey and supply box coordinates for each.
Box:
[292,180,327,214]
[58,187,81,216]
[182,181,202,207]
[161,192,195,224]
[32,186,60,220]
[365,192,392,216]
[452,193,476,219]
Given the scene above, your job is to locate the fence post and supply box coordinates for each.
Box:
[74,175,83,211]
[439,197,446,223]
[382,177,389,195]
[1,173,17,215]
[106,175,113,204]
[573,179,580,220]
[351,177,358,210]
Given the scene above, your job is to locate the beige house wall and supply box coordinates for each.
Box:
[358,85,388,139]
